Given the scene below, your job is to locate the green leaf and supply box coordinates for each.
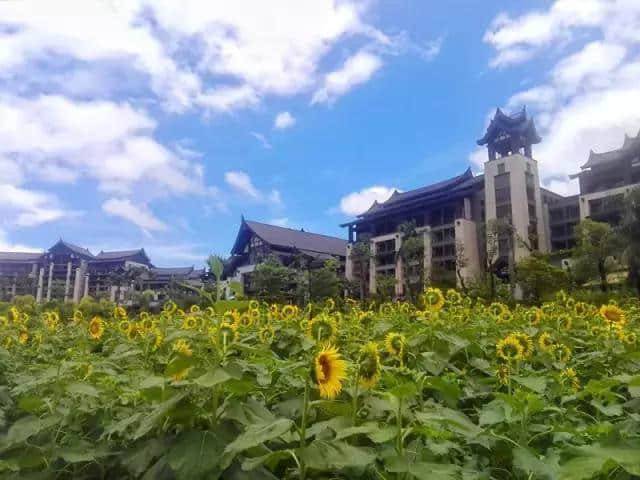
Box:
[367,426,397,443]
[133,393,186,440]
[138,376,166,390]
[194,368,232,387]
[558,443,640,479]
[386,456,459,479]
[168,430,232,480]
[122,438,167,477]
[225,418,294,454]
[300,440,375,470]
[66,381,99,397]
[334,423,380,440]
[512,447,559,479]
[242,450,293,471]
[415,406,482,439]
[2,415,58,446]
[17,396,45,414]
[512,376,547,394]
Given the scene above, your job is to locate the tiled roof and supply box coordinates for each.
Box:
[0,252,44,262]
[95,249,144,259]
[234,220,347,257]
[582,130,640,169]
[477,107,541,146]
[50,240,94,258]
[150,266,195,276]
[351,169,483,222]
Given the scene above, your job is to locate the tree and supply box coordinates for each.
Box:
[455,241,468,294]
[348,241,372,301]
[397,221,425,303]
[207,254,226,301]
[480,219,516,299]
[252,255,295,303]
[573,219,623,292]
[309,258,342,302]
[515,254,569,303]
[620,187,640,295]
[374,274,396,303]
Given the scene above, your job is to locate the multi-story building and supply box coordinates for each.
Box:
[225,218,347,296]
[342,107,640,295]
[0,239,204,303]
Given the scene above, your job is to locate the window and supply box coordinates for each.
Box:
[550,209,564,222]
[528,203,536,219]
[496,204,511,219]
[497,163,505,174]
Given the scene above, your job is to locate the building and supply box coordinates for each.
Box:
[342,107,639,296]
[225,218,347,295]
[0,239,203,303]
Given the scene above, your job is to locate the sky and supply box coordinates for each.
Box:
[1,0,640,266]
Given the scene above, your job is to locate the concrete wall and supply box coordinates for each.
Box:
[454,219,481,286]
[578,182,640,219]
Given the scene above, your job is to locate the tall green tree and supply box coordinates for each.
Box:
[397,221,425,302]
[309,258,342,302]
[573,218,623,292]
[620,188,640,295]
[515,253,569,303]
[348,240,372,301]
[252,255,295,303]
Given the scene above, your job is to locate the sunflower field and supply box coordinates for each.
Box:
[1,289,639,479]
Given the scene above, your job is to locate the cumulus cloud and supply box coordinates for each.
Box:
[481,0,640,195]
[0,228,41,253]
[269,217,290,227]
[225,171,261,199]
[312,51,383,105]
[338,186,397,216]
[274,111,296,129]
[0,184,79,228]
[102,198,167,234]
[249,132,273,149]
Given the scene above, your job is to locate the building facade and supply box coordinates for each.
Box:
[0,240,203,303]
[225,218,347,296]
[343,107,640,296]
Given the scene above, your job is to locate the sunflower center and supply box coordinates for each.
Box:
[318,355,331,383]
[90,323,100,334]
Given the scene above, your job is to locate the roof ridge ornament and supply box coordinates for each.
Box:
[477,106,541,161]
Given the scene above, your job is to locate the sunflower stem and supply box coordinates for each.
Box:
[395,397,404,457]
[352,367,360,426]
[299,380,310,480]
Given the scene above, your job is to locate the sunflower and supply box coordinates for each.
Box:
[0,316,8,328]
[282,304,298,320]
[600,304,626,328]
[445,289,462,305]
[72,309,84,324]
[248,308,261,322]
[182,315,198,330]
[496,335,524,362]
[497,364,509,385]
[127,325,140,341]
[385,332,407,359]
[556,290,568,305]
[258,325,275,344]
[223,310,239,325]
[306,315,338,343]
[249,300,260,310]
[269,304,280,317]
[379,302,393,316]
[8,307,20,324]
[151,328,164,351]
[173,338,193,357]
[239,312,253,328]
[512,332,534,358]
[43,312,59,332]
[113,306,128,319]
[574,302,589,317]
[424,287,445,312]
[215,322,238,345]
[561,367,580,390]
[498,311,513,323]
[88,316,105,340]
[18,331,29,345]
[118,320,132,335]
[538,332,554,352]
[189,305,200,314]
[140,316,155,332]
[323,298,336,312]
[163,300,177,314]
[313,344,347,399]
[623,331,637,345]
[557,314,572,331]
[554,344,572,363]
[489,302,507,317]
[358,342,381,388]
[525,308,542,325]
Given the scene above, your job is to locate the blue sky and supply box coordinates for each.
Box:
[1,0,639,266]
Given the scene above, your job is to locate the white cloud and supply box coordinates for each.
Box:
[0,228,41,253]
[250,132,273,149]
[102,198,167,234]
[274,111,296,129]
[0,95,203,196]
[338,186,397,216]
[268,189,283,206]
[0,184,78,228]
[481,1,640,195]
[225,171,261,199]
[269,217,290,227]
[312,51,383,105]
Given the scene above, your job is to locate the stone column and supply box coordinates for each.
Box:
[11,273,17,298]
[64,262,72,302]
[394,233,403,298]
[83,274,89,299]
[369,240,377,295]
[46,262,54,301]
[422,227,432,285]
[345,244,353,281]
[36,267,45,303]
[31,264,37,296]
[72,261,86,303]
[110,286,117,302]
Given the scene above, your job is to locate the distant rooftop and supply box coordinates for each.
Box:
[581,129,640,169]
